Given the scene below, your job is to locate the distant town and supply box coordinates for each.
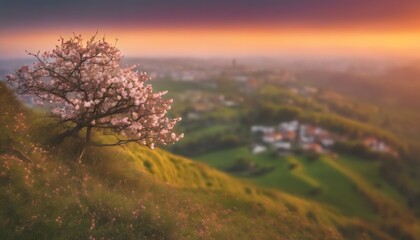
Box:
[251,120,395,156]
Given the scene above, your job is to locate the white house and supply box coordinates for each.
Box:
[279,120,299,132]
[252,145,267,154]
[262,132,283,143]
[272,141,292,150]
[251,126,275,133]
[320,138,335,147]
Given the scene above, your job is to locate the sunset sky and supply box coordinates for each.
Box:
[1,0,420,59]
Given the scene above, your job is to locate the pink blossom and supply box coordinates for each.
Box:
[6,34,183,148]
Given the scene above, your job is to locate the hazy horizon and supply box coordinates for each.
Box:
[2,1,420,59]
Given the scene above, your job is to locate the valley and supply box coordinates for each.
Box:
[1,58,420,239]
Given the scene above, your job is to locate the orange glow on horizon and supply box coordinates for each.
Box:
[2,27,420,59]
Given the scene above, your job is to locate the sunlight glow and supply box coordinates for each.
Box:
[2,27,420,58]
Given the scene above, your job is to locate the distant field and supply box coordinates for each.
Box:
[196,147,405,219]
[180,124,231,142]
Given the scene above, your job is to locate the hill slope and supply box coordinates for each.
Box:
[0,82,344,239]
[0,82,418,239]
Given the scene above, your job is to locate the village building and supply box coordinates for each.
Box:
[363,137,392,153]
[187,112,201,120]
[251,126,275,134]
[281,130,297,141]
[262,132,283,143]
[320,137,335,147]
[273,141,292,151]
[252,145,267,154]
[302,143,324,154]
[251,120,337,155]
[279,120,299,132]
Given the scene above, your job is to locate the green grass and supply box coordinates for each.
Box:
[195,147,409,220]
[196,147,254,169]
[300,156,375,218]
[197,148,370,217]
[180,124,231,142]
[332,155,406,204]
[0,82,348,239]
[0,131,348,239]
[0,135,345,239]
[203,106,242,120]
[1,81,419,239]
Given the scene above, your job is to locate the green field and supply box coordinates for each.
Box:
[196,147,405,219]
[180,124,231,142]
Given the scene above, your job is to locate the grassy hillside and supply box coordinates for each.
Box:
[196,147,408,218]
[0,82,345,239]
[1,81,419,239]
[196,145,420,238]
[0,147,345,240]
[142,79,420,239]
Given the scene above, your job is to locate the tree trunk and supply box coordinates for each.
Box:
[51,125,83,145]
[86,126,92,144]
[77,126,91,163]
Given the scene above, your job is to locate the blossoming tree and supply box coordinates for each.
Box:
[7,34,183,152]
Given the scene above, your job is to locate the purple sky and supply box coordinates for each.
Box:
[2,0,420,30]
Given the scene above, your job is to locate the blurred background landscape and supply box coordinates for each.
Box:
[1,0,420,239]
